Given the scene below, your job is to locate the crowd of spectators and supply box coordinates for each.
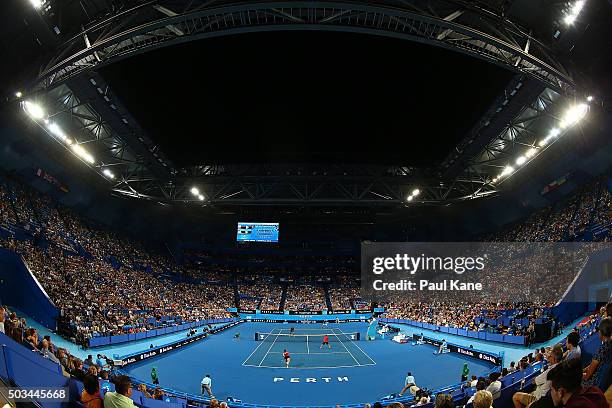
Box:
[238,277,282,310]
[0,171,610,346]
[284,285,328,311]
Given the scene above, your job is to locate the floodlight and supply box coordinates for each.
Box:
[102,169,115,179]
[561,103,588,127]
[71,144,95,164]
[198,194,205,201]
[587,96,593,102]
[564,0,585,25]
[563,14,576,25]
[411,188,420,196]
[549,128,560,138]
[407,195,414,202]
[29,0,42,9]
[525,148,538,158]
[501,166,514,176]
[47,122,66,139]
[15,91,22,98]
[515,156,527,166]
[24,101,45,119]
[190,187,199,195]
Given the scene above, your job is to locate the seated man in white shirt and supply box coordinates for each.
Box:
[486,372,503,400]
[512,344,563,408]
[437,339,448,354]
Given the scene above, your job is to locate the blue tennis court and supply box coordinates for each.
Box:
[121,322,497,406]
[242,327,375,368]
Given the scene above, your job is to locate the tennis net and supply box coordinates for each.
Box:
[254,332,360,342]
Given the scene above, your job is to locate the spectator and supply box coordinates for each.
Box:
[467,379,488,405]
[153,387,164,400]
[473,390,494,408]
[104,375,134,408]
[137,384,152,399]
[71,359,86,382]
[486,372,502,400]
[434,393,454,408]
[583,317,612,388]
[548,358,607,408]
[512,344,563,408]
[80,374,103,408]
[564,331,581,361]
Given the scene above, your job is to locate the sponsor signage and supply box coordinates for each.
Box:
[209,320,241,334]
[259,310,282,314]
[119,321,241,366]
[288,311,323,315]
[120,333,208,366]
[411,334,502,366]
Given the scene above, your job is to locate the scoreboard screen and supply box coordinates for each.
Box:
[236,222,279,243]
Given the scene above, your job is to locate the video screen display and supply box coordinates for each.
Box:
[236,222,279,242]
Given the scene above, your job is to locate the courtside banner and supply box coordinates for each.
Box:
[412,335,502,366]
[288,311,323,315]
[119,333,208,366]
[361,242,612,304]
[119,321,241,366]
[209,320,241,334]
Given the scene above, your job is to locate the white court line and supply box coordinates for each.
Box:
[306,334,310,354]
[266,351,350,355]
[257,328,283,367]
[330,331,361,366]
[242,363,373,370]
[242,330,276,366]
[332,327,377,366]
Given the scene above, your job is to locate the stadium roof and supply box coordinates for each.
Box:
[99,30,513,167]
[4,0,611,207]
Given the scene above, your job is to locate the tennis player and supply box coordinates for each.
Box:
[289,327,295,336]
[320,334,331,349]
[283,349,291,368]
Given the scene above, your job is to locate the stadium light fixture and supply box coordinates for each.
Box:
[15,91,22,98]
[406,195,414,202]
[102,169,115,179]
[190,187,199,195]
[501,165,514,177]
[71,144,95,164]
[29,0,43,9]
[563,0,586,25]
[198,194,205,201]
[515,156,527,166]
[411,188,420,196]
[526,148,538,158]
[587,95,593,102]
[23,101,45,119]
[47,122,68,141]
[560,103,588,128]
